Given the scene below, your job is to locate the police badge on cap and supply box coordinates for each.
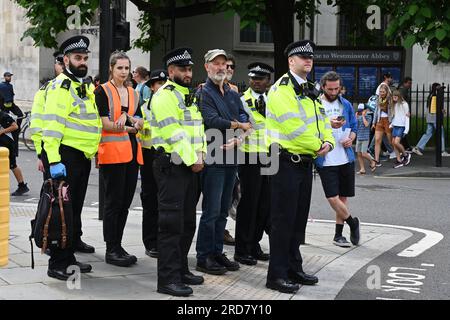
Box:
[284,40,315,58]
[247,62,274,78]
[163,47,194,67]
[59,36,91,55]
[147,69,168,85]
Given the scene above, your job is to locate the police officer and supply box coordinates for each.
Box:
[150,48,205,297]
[265,40,335,293]
[140,69,168,258]
[42,36,102,280]
[30,51,65,180]
[234,62,274,266]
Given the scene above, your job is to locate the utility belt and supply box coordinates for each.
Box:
[154,146,187,169]
[278,148,313,167]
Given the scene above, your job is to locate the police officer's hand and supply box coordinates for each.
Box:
[221,138,240,150]
[330,117,346,129]
[134,119,144,131]
[316,143,331,157]
[191,163,204,173]
[37,159,45,173]
[240,122,252,131]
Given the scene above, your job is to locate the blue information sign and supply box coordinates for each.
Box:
[313,66,334,83]
[358,67,378,98]
[335,66,355,98]
[381,67,401,88]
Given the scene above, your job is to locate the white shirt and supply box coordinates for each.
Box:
[320,98,349,166]
[290,71,307,86]
[250,89,268,103]
[391,101,410,133]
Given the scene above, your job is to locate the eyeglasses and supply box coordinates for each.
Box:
[226,65,235,70]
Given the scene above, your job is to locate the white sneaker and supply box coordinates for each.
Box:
[382,151,390,157]
[412,147,423,156]
[389,152,397,159]
[442,151,450,157]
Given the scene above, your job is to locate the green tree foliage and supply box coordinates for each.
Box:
[380,0,450,63]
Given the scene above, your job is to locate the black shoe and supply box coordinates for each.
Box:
[223,229,235,246]
[47,268,75,281]
[288,270,319,285]
[119,247,137,264]
[234,254,257,266]
[11,183,29,196]
[74,240,95,253]
[181,272,204,285]
[266,278,299,293]
[72,261,92,273]
[105,250,135,267]
[253,250,270,261]
[196,256,227,275]
[333,236,351,248]
[215,253,240,271]
[145,248,158,258]
[157,283,193,297]
[350,217,361,246]
[402,153,411,166]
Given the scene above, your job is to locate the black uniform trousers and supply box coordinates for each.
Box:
[235,155,271,257]
[267,156,312,281]
[140,147,159,250]
[153,153,199,286]
[47,145,92,269]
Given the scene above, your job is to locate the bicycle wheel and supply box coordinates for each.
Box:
[21,123,36,152]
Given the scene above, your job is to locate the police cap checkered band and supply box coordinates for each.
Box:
[60,36,90,55]
[164,47,194,67]
[285,40,315,57]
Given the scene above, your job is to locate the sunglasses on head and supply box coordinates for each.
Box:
[226,64,235,70]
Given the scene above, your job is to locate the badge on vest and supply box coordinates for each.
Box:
[61,79,71,90]
[319,107,326,115]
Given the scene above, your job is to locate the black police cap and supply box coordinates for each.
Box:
[53,51,64,64]
[60,35,90,55]
[163,47,194,67]
[247,62,274,77]
[147,69,168,85]
[284,40,315,58]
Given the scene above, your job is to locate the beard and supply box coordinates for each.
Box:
[173,74,191,87]
[69,61,88,78]
[212,72,226,82]
[324,92,339,102]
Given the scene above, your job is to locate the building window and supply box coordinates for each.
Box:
[338,11,388,46]
[234,16,274,51]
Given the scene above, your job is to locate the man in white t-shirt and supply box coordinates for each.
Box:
[375,72,393,95]
[316,71,360,248]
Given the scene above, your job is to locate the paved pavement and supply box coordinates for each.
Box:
[1,202,412,300]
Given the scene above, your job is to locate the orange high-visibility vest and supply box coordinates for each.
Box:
[98,81,143,165]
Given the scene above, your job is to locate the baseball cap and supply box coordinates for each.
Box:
[204,49,227,63]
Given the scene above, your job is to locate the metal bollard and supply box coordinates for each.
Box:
[0,147,10,267]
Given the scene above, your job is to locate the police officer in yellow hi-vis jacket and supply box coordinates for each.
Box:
[265,40,335,293]
[42,36,102,280]
[150,47,206,297]
[30,51,65,180]
[234,62,274,266]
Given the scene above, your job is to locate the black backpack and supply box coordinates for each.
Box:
[29,179,73,268]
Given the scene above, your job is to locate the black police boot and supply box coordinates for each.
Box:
[47,268,75,281]
[196,256,227,275]
[157,283,193,297]
[181,271,204,285]
[215,253,240,271]
[287,270,319,285]
[74,261,92,273]
[105,245,134,267]
[266,278,299,293]
[234,254,257,266]
[119,246,137,264]
[74,239,95,253]
[145,248,158,258]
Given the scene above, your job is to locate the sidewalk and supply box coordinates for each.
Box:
[1,202,412,300]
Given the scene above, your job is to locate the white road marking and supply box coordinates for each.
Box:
[312,219,443,258]
[376,297,403,300]
[421,263,435,267]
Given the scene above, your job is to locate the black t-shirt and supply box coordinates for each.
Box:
[0,111,15,143]
[94,85,142,120]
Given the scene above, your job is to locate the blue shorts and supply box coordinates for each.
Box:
[392,126,405,138]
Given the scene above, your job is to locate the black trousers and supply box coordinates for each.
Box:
[140,147,159,250]
[235,159,271,257]
[153,154,199,286]
[47,145,91,269]
[101,159,139,248]
[267,157,312,281]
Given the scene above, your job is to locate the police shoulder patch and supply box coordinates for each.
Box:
[61,79,71,90]
[279,77,290,86]
[164,84,175,91]
[319,106,326,115]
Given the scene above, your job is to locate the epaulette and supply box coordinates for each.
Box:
[39,81,50,90]
[279,77,290,86]
[164,84,175,91]
[61,79,71,90]
[245,99,253,106]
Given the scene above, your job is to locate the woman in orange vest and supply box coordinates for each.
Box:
[94,51,144,267]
